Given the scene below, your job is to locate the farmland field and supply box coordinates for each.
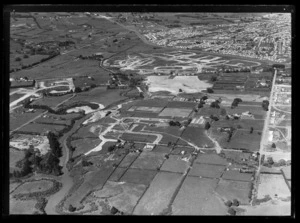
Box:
[172,177,227,215]
[71,138,102,157]
[10,93,26,103]
[215,179,252,205]
[10,108,46,130]
[130,151,166,170]
[181,126,214,148]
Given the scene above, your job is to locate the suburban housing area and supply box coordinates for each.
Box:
[8,10,292,216]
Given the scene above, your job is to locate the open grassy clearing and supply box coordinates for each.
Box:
[215,179,252,205]
[66,87,127,107]
[222,170,253,182]
[227,130,261,151]
[71,138,102,158]
[133,172,182,215]
[181,127,214,148]
[160,154,190,173]
[10,108,46,130]
[172,177,227,215]
[188,163,225,178]
[18,123,68,135]
[130,151,166,170]
[10,93,26,103]
[195,152,228,166]
[120,168,158,186]
[257,174,290,200]
[158,107,193,118]
[88,181,147,214]
[121,133,157,143]
[10,198,39,215]
[211,119,264,131]
[9,148,25,172]
[12,179,54,195]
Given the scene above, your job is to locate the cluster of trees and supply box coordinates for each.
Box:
[210,100,221,109]
[205,122,211,130]
[207,88,214,93]
[169,120,181,127]
[210,115,219,121]
[231,98,243,108]
[11,132,63,178]
[262,100,269,111]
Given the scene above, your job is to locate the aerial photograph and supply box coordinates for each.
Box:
[7,6,292,216]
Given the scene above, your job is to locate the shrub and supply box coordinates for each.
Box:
[15,57,22,61]
[232,199,240,206]
[108,145,116,152]
[68,204,76,212]
[225,200,233,207]
[23,54,29,58]
[110,206,119,215]
[227,207,236,215]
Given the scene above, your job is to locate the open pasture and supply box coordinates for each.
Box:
[131,151,166,170]
[227,130,261,151]
[10,108,46,131]
[158,107,192,118]
[188,163,225,178]
[211,119,264,131]
[18,122,67,135]
[172,177,227,215]
[66,87,127,107]
[119,168,158,186]
[181,127,214,148]
[71,138,102,157]
[215,179,252,205]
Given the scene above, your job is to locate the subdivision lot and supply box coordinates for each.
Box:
[158,107,192,118]
[121,133,157,143]
[160,154,189,173]
[133,172,182,215]
[181,127,214,148]
[188,163,225,178]
[119,168,157,185]
[71,138,102,157]
[172,176,227,215]
[215,179,252,205]
[195,152,228,165]
[222,170,253,182]
[131,151,166,170]
[91,181,147,214]
[257,174,290,200]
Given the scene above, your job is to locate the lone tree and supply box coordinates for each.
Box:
[250,127,254,134]
[271,143,276,148]
[205,122,211,130]
[15,57,22,62]
[225,200,233,207]
[68,204,76,212]
[210,76,217,82]
[207,88,214,93]
[232,199,240,207]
